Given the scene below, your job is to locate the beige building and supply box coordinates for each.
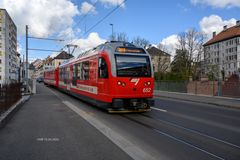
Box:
[51,51,73,68]
[0,9,18,84]
[147,46,171,73]
[203,20,240,79]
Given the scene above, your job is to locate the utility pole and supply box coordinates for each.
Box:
[22,54,24,83]
[110,23,114,41]
[25,25,63,93]
[26,25,29,92]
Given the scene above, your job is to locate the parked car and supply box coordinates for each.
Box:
[36,76,44,83]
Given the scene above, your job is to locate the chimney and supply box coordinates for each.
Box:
[237,20,240,26]
[212,31,216,37]
[223,25,227,31]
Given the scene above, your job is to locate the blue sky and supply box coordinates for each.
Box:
[1,0,240,61]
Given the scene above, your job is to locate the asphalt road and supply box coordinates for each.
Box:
[0,83,240,160]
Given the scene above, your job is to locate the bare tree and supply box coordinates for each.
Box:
[176,28,206,80]
[157,43,168,53]
[116,32,128,42]
[157,56,171,73]
[132,36,150,48]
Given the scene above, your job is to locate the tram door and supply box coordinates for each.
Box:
[98,57,109,95]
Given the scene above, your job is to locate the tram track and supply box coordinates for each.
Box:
[141,113,240,149]
[121,113,240,160]
[48,85,240,160]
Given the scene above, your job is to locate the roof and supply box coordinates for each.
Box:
[44,56,53,65]
[204,25,240,46]
[146,46,171,57]
[54,51,74,60]
[0,8,17,29]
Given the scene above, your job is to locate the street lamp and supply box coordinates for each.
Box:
[110,23,114,41]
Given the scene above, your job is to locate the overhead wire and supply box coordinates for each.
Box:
[62,0,99,43]
[59,0,99,51]
[69,0,127,46]
[83,0,127,37]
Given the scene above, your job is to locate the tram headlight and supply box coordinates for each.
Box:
[117,81,122,85]
[144,81,151,86]
[117,81,126,87]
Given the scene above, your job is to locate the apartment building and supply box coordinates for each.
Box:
[203,20,240,79]
[0,9,18,84]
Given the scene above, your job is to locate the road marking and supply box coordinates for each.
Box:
[157,118,240,150]
[153,129,225,160]
[151,107,167,112]
[62,100,159,160]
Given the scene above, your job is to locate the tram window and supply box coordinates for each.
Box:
[98,57,108,78]
[116,55,151,77]
[82,61,89,80]
[76,61,89,80]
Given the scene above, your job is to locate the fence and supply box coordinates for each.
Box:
[0,83,22,115]
[154,80,188,93]
[155,80,240,98]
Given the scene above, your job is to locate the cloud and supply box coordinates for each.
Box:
[71,32,106,56]
[50,52,59,58]
[191,0,240,8]
[0,0,79,37]
[58,27,82,41]
[199,15,236,38]
[80,2,97,15]
[17,43,23,54]
[158,15,237,57]
[159,35,179,57]
[99,0,125,8]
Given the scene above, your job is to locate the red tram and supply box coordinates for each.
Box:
[44,41,154,112]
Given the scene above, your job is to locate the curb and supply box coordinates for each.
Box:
[0,95,30,129]
[153,93,240,109]
[154,90,240,101]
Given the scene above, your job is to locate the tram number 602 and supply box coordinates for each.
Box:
[143,88,151,93]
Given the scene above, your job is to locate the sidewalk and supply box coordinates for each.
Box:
[0,95,30,129]
[154,90,240,109]
[0,84,131,160]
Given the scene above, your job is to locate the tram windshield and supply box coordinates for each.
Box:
[115,55,151,77]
